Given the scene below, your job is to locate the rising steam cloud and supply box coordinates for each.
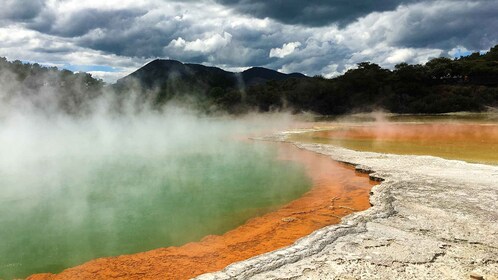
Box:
[0,64,310,279]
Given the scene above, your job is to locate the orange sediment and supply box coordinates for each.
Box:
[312,123,498,143]
[28,143,376,280]
[294,123,498,164]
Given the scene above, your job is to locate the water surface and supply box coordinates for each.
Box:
[27,143,376,280]
[0,113,312,279]
[292,114,498,164]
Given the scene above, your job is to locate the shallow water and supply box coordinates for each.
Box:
[27,143,376,280]
[0,129,312,279]
[292,115,498,165]
[0,143,312,279]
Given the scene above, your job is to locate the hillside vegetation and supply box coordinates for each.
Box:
[0,58,104,115]
[1,45,497,115]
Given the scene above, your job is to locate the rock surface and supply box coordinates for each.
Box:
[195,135,498,280]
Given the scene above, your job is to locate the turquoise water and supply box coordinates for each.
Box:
[0,111,312,279]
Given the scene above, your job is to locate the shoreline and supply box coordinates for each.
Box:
[196,135,498,279]
[27,143,376,280]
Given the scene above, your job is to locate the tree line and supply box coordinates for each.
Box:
[217,45,498,114]
[1,44,497,116]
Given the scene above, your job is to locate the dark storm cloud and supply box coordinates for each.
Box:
[82,29,176,58]
[24,6,177,58]
[390,1,498,50]
[29,8,147,38]
[77,13,186,58]
[0,0,45,22]
[215,0,420,27]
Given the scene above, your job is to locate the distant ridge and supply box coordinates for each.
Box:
[241,67,305,86]
[116,59,307,90]
[112,44,497,114]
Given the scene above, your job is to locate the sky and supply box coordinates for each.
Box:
[0,0,496,82]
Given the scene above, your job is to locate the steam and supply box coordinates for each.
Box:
[0,78,299,208]
[1,108,297,204]
[0,65,307,278]
[0,65,295,170]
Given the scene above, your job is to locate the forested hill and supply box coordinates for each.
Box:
[1,45,497,115]
[0,57,104,115]
[117,60,305,89]
[115,46,498,114]
[114,59,306,107]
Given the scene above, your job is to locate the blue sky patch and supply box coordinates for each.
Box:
[451,49,472,58]
[63,65,119,73]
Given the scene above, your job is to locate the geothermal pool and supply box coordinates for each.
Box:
[0,110,321,279]
[27,143,375,280]
[0,139,313,279]
[0,143,311,278]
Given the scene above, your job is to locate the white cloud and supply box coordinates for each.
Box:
[170,37,186,48]
[87,70,131,82]
[269,42,301,58]
[386,48,415,64]
[169,32,232,53]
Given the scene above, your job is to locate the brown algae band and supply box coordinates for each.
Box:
[28,143,377,280]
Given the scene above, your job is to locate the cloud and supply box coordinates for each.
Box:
[448,46,472,58]
[87,70,131,82]
[30,8,147,38]
[0,0,45,22]
[0,25,145,82]
[0,0,496,82]
[335,1,498,51]
[169,32,233,53]
[215,0,420,27]
[386,48,417,64]
[272,0,497,75]
[269,42,301,58]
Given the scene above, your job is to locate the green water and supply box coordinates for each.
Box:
[0,142,311,279]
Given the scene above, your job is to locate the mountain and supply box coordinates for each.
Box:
[112,47,498,114]
[115,59,307,90]
[240,67,305,86]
